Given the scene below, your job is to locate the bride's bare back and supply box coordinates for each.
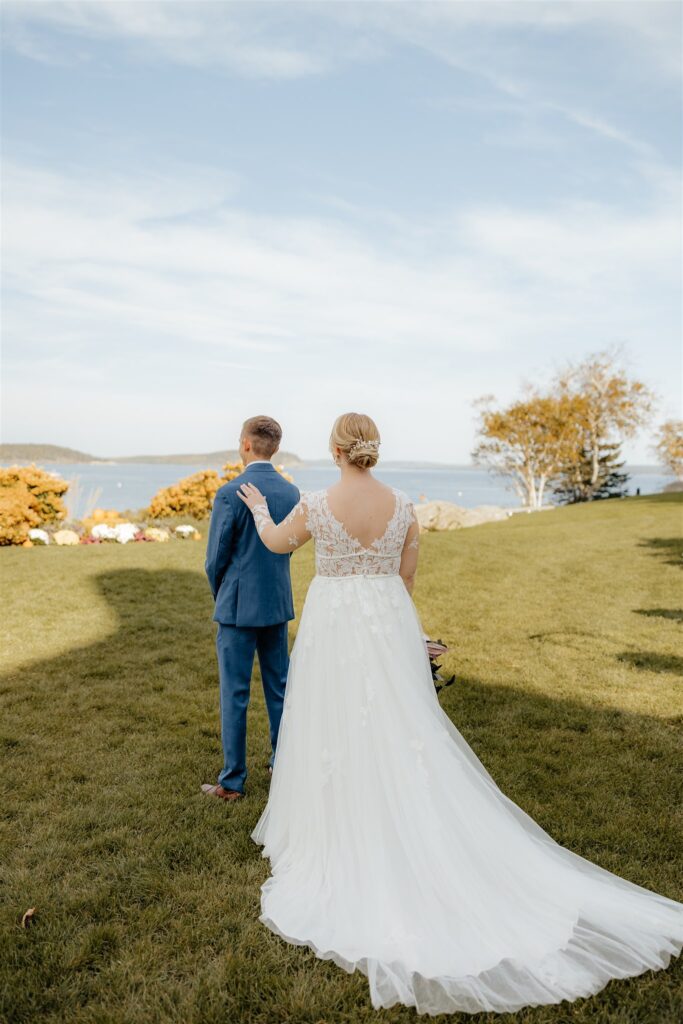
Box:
[324,479,398,549]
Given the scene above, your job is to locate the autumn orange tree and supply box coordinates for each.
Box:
[651,420,683,481]
[471,391,583,509]
[551,350,655,502]
[472,350,656,508]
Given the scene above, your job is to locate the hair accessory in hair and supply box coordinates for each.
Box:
[348,438,380,454]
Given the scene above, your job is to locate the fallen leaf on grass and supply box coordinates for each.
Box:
[21,907,37,927]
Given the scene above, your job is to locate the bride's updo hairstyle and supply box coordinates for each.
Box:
[329,412,381,470]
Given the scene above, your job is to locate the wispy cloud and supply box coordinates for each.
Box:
[0,0,354,78]
[5,157,677,349]
[2,155,679,457]
[2,0,679,81]
[1,2,680,459]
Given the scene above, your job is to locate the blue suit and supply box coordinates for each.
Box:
[204,462,300,792]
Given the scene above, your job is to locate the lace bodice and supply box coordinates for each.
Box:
[252,486,418,578]
[305,488,416,577]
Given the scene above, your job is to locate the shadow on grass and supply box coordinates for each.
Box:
[634,608,683,624]
[1,566,216,711]
[616,651,683,675]
[527,628,683,677]
[0,568,221,805]
[528,628,621,650]
[0,567,286,793]
[2,567,682,1024]
[638,536,683,569]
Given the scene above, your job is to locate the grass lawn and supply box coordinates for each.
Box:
[1,493,682,1024]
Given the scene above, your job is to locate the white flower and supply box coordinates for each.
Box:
[144,527,170,543]
[174,524,198,538]
[53,529,80,546]
[28,528,50,545]
[91,523,117,540]
[91,522,139,543]
[113,522,139,544]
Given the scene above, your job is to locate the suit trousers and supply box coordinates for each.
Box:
[215,621,289,793]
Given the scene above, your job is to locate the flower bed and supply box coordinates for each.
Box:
[18,511,202,547]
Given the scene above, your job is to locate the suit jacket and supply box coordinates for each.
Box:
[204,462,301,627]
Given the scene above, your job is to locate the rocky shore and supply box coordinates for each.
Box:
[414,500,553,531]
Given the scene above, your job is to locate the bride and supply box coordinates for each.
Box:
[235,411,683,1016]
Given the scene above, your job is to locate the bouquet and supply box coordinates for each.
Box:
[425,638,456,696]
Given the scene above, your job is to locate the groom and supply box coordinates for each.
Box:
[202,415,300,802]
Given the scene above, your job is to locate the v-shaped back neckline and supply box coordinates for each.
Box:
[321,487,401,553]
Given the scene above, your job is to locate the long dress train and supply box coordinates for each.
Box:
[250,488,683,1015]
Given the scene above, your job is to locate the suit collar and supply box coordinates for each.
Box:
[243,462,276,473]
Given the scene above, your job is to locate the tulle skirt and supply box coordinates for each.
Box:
[251,573,683,1015]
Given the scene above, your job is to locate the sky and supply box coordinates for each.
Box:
[1,0,681,463]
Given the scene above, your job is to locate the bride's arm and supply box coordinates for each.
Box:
[236,482,312,554]
[400,507,432,643]
[399,508,420,595]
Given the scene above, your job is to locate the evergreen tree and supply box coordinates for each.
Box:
[552,441,629,503]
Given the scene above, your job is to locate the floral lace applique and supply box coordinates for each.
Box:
[301,488,415,578]
[252,502,271,537]
[410,737,430,787]
[251,498,307,547]
[248,488,416,579]
[282,503,306,536]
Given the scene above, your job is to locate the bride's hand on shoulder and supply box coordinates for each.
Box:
[237,482,266,510]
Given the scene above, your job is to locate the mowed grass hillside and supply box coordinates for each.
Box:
[1,493,682,1024]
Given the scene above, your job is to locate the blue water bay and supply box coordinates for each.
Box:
[1,462,671,519]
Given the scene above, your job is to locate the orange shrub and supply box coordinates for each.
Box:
[146,462,294,520]
[146,469,223,520]
[0,464,68,546]
[222,461,244,481]
[80,508,126,534]
[0,480,40,546]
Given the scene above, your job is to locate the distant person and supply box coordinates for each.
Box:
[202,415,299,800]
[229,409,683,1015]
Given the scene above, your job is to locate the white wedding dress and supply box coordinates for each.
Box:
[249,487,683,1015]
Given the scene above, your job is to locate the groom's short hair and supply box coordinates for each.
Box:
[242,415,282,458]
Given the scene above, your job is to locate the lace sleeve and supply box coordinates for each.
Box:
[252,503,272,537]
[250,494,312,554]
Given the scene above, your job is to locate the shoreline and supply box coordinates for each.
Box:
[0,457,669,475]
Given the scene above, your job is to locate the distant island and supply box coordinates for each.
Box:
[0,443,665,474]
[1,443,470,470]
[0,443,304,467]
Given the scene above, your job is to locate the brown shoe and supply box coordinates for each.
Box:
[201,783,243,802]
